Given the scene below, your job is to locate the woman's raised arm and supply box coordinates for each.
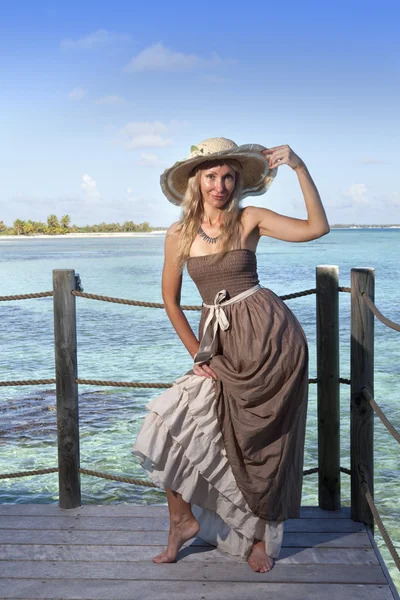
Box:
[245,145,330,243]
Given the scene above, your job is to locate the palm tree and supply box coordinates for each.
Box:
[60,215,71,229]
[139,221,151,232]
[46,214,61,234]
[24,220,35,235]
[47,214,59,229]
[13,219,25,235]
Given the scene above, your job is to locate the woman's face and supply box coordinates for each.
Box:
[199,164,236,209]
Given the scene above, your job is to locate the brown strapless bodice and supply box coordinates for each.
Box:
[186,249,260,304]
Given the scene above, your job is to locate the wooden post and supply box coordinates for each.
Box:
[316,265,340,510]
[350,268,374,526]
[53,269,81,509]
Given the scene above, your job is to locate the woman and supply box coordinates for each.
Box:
[133,137,329,573]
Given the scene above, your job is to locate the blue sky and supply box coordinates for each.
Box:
[1,0,399,226]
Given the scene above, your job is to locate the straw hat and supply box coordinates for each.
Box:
[160,137,277,205]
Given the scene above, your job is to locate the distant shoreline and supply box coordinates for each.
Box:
[0,227,399,241]
[0,231,168,240]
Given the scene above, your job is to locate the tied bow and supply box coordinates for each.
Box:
[193,290,230,365]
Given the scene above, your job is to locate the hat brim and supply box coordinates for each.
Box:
[160,143,277,206]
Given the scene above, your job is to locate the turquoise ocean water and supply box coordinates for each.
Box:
[0,230,399,588]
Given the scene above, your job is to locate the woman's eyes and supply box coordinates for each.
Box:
[206,174,233,180]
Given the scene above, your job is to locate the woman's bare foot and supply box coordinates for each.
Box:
[152,515,200,563]
[248,540,275,573]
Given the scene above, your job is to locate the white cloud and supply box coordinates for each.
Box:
[120,121,174,150]
[341,183,369,208]
[125,187,138,203]
[124,42,235,73]
[81,174,100,201]
[376,192,400,207]
[96,95,125,105]
[139,153,165,168]
[68,87,87,100]
[127,135,173,149]
[358,157,387,165]
[61,29,130,51]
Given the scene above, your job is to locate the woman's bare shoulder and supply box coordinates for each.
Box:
[164,221,182,258]
[166,221,182,237]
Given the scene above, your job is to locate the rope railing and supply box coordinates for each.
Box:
[0,285,322,306]
[72,290,202,310]
[0,465,336,481]
[361,292,400,332]
[0,377,322,388]
[362,387,400,445]
[361,480,400,571]
[0,467,59,480]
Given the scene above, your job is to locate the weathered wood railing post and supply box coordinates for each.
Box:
[350,268,374,526]
[316,265,340,510]
[53,269,81,509]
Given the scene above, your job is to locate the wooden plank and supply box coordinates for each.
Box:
[0,529,372,548]
[53,269,81,509]
[0,516,364,532]
[0,504,351,518]
[0,580,395,600]
[284,532,371,548]
[0,561,388,583]
[351,267,374,526]
[316,265,340,510]
[0,544,379,565]
[367,526,399,600]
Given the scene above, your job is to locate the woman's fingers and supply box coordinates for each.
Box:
[193,363,218,380]
[204,365,218,380]
[268,151,287,169]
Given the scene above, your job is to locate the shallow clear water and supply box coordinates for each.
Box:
[0,230,399,588]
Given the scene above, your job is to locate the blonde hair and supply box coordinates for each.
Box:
[172,159,243,271]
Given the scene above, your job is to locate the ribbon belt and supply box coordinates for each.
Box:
[194,284,262,365]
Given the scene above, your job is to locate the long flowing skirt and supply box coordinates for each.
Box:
[132,372,284,560]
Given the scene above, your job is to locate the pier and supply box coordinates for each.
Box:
[0,266,399,599]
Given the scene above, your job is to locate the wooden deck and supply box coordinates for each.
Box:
[0,504,398,600]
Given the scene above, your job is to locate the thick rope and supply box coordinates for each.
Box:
[303,467,319,476]
[340,467,351,475]
[362,292,400,332]
[72,291,202,310]
[340,378,351,385]
[303,467,352,476]
[339,286,351,293]
[362,387,400,445]
[0,465,320,482]
[361,481,400,571]
[0,291,53,301]
[77,379,172,388]
[0,379,56,386]
[1,377,322,388]
[72,288,317,307]
[0,467,58,479]
[79,468,161,488]
[0,286,338,306]
[279,288,316,300]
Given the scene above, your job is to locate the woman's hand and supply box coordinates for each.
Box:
[262,145,305,171]
[193,362,218,381]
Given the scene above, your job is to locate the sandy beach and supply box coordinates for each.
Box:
[0,231,167,240]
